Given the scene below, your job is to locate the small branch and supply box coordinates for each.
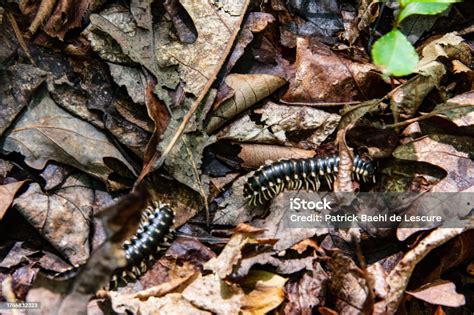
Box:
[6,11,36,65]
[279,99,362,107]
[384,104,474,129]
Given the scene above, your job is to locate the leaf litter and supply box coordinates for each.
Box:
[0,0,473,314]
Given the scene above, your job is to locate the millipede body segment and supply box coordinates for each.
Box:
[243,155,375,205]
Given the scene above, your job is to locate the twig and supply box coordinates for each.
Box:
[279,99,362,107]
[384,104,474,129]
[6,11,36,65]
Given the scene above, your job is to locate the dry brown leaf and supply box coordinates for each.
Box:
[26,186,149,314]
[239,270,287,315]
[285,268,329,314]
[182,273,243,315]
[235,252,315,278]
[224,12,276,76]
[14,175,94,265]
[111,292,211,315]
[434,91,474,127]
[392,134,474,192]
[328,251,369,314]
[406,280,465,307]
[375,228,467,314]
[291,239,319,254]
[417,32,471,69]
[334,129,354,192]
[140,237,215,289]
[0,64,47,136]
[338,99,380,131]
[0,89,136,190]
[255,191,329,251]
[206,74,286,133]
[390,61,446,118]
[391,32,472,120]
[134,263,198,299]
[86,1,250,180]
[281,37,385,103]
[204,232,252,279]
[318,306,339,315]
[234,223,267,234]
[238,144,315,169]
[212,174,265,226]
[149,174,202,228]
[0,242,38,268]
[43,0,95,40]
[160,124,215,192]
[0,180,26,220]
[219,101,340,149]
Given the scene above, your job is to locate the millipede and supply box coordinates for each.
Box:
[54,202,175,289]
[243,154,376,205]
[111,201,175,287]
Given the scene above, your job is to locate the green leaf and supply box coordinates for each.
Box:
[401,0,460,6]
[371,29,419,77]
[398,2,451,24]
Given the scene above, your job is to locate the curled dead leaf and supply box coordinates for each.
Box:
[238,143,315,169]
[206,74,286,133]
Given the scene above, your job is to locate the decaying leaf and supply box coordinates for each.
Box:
[206,74,286,133]
[0,242,38,269]
[223,12,275,75]
[13,175,94,265]
[392,134,474,192]
[328,251,370,314]
[406,280,465,307]
[282,37,386,103]
[417,32,471,69]
[273,0,344,44]
[391,32,471,119]
[42,0,96,40]
[376,228,468,314]
[0,180,26,220]
[390,61,446,118]
[0,89,136,190]
[285,268,329,314]
[219,101,340,149]
[0,64,47,136]
[159,118,215,192]
[434,91,474,127]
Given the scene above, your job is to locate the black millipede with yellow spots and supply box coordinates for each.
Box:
[53,202,175,289]
[111,202,175,287]
[243,155,376,205]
